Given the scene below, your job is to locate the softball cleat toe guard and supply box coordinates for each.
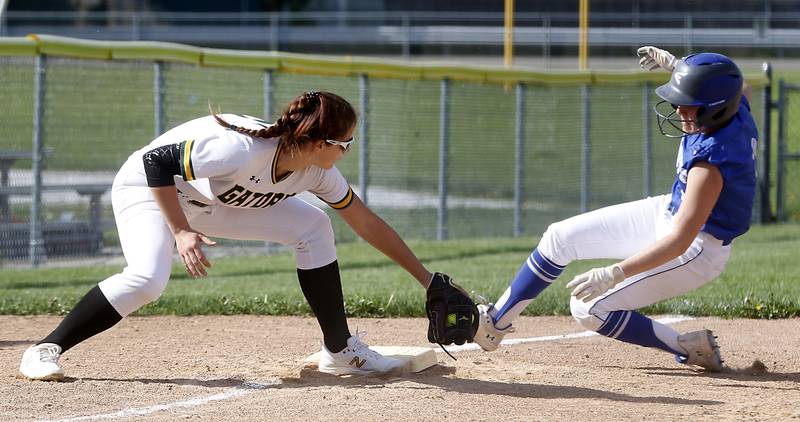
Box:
[676,329,723,372]
[474,304,515,352]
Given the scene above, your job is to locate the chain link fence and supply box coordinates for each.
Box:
[777,80,800,221]
[0,39,770,266]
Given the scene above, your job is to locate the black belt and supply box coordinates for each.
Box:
[188,200,209,208]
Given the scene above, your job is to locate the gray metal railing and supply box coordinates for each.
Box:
[2,11,799,54]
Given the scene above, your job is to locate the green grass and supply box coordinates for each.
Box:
[1,223,799,318]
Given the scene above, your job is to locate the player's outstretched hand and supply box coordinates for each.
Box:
[175,230,217,278]
[566,264,625,302]
[637,46,677,72]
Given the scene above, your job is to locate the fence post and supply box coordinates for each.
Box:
[401,13,410,59]
[258,69,276,252]
[643,82,652,197]
[581,84,591,213]
[358,74,370,204]
[437,78,450,240]
[131,12,141,40]
[263,69,273,121]
[270,13,280,51]
[776,79,786,222]
[543,15,551,69]
[514,82,525,237]
[153,61,164,137]
[760,62,773,223]
[29,54,46,267]
[684,14,693,54]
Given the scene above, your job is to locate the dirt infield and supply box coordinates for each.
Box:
[2,315,799,421]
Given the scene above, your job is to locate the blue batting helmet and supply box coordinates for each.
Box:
[654,52,743,137]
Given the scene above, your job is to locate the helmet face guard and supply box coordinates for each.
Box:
[653,100,698,138]
[653,53,743,137]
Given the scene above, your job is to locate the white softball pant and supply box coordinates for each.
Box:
[536,194,731,331]
[98,184,337,317]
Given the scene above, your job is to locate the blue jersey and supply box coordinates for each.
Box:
[668,97,758,244]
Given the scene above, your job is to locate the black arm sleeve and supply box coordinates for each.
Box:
[142,143,182,187]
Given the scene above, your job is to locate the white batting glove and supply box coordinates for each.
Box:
[566,264,626,303]
[637,46,677,72]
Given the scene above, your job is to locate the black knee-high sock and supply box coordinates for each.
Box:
[297,261,351,353]
[40,285,123,352]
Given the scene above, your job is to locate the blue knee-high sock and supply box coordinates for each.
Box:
[494,249,564,326]
[596,310,683,355]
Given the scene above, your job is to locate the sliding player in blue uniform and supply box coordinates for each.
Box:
[474,47,758,372]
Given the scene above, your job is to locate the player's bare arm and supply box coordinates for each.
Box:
[150,185,216,278]
[336,193,432,288]
[618,162,723,278]
[337,193,478,349]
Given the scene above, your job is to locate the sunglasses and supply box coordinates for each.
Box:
[324,137,354,152]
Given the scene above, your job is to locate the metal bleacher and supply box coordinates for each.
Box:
[1,11,799,53]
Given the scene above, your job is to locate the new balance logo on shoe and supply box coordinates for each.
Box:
[349,356,366,368]
[318,332,405,375]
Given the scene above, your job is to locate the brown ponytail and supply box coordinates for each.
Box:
[211,91,357,151]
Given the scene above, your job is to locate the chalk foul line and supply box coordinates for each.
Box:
[39,381,277,422]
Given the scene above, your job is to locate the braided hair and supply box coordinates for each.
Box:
[211,91,356,151]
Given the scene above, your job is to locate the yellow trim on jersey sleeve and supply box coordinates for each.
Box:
[271,142,292,183]
[270,142,280,184]
[181,139,196,181]
[323,186,354,210]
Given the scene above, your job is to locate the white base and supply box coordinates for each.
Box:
[304,346,438,373]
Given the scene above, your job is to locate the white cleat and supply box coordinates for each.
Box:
[318,332,407,376]
[474,304,515,352]
[676,329,723,372]
[19,343,65,381]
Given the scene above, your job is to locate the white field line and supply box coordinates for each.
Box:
[37,315,692,422]
[38,381,277,422]
[435,315,695,354]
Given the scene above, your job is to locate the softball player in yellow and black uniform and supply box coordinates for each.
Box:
[21,91,435,380]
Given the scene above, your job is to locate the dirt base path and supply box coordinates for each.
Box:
[2,315,799,421]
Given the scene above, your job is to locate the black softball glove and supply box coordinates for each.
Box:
[425,272,479,355]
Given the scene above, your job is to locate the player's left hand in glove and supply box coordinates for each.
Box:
[566,264,625,303]
[637,46,677,72]
[425,272,479,355]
